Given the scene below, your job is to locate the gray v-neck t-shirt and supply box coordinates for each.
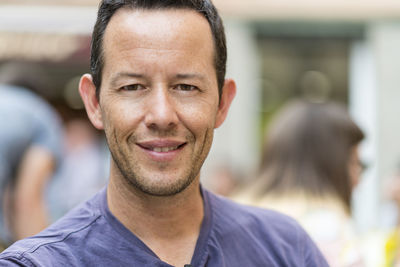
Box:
[0,187,328,266]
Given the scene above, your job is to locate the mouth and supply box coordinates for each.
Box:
[151,146,180,152]
[137,140,187,153]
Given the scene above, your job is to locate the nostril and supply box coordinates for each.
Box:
[145,120,178,133]
[144,109,179,129]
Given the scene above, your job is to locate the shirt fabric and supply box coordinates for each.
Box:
[0,84,63,243]
[0,85,62,181]
[0,187,328,267]
[237,193,365,267]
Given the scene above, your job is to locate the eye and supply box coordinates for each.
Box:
[175,84,198,91]
[120,84,145,91]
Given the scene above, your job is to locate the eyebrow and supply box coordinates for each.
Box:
[175,73,206,81]
[109,72,206,87]
[110,72,144,88]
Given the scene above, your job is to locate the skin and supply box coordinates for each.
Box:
[79,8,236,266]
[8,146,54,240]
[348,145,362,189]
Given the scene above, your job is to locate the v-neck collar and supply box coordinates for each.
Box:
[100,186,213,267]
[189,187,212,266]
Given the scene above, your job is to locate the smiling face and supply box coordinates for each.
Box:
[80,8,235,196]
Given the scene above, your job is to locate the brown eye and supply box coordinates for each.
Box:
[120,84,145,91]
[175,84,198,91]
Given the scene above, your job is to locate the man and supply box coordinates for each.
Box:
[0,1,328,266]
[0,62,63,246]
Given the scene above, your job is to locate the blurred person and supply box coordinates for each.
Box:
[236,99,365,267]
[382,167,400,266]
[0,62,63,246]
[46,118,108,221]
[0,1,328,266]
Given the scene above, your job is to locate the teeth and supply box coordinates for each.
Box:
[152,146,178,152]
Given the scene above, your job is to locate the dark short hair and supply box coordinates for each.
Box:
[251,99,365,212]
[91,0,227,99]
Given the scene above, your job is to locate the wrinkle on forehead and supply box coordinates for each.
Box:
[101,8,217,85]
[104,8,213,55]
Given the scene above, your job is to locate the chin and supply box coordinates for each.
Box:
[126,172,197,197]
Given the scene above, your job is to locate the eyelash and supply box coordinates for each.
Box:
[174,84,198,91]
[119,84,199,92]
[120,84,146,91]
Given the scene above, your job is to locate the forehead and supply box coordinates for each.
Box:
[102,8,215,64]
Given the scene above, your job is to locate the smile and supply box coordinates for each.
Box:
[137,140,186,153]
[136,140,187,162]
[151,146,179,153]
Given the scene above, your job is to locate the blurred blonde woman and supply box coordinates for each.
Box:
[236,99,365,267]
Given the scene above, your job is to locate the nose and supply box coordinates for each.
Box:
[144,86,179,131]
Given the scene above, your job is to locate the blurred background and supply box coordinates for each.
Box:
[1,0,400,249]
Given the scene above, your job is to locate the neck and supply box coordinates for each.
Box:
[107,166,204,266]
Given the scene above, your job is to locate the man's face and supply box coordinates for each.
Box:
[90,8,233,196]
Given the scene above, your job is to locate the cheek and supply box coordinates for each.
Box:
[101,100,140,134]
[178,100,218,131]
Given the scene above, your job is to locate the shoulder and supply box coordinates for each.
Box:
[208,191,302,235]
[0,85,61,129]
[0,85,53,115]
[206,191,329,266]
[0,85,63,156]
[0,191,105,266]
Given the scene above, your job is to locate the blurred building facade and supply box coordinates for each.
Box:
[1,0,400,232]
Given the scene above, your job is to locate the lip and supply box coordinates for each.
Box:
[137,139,186,161]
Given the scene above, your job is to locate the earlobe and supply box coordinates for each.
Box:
[78,74,104,130]
[215,79,236,129]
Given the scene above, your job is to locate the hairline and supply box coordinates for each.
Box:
[94,5,222,100]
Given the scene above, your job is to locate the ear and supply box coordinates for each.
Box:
[79,74,104,130]
[215,79,236,129]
